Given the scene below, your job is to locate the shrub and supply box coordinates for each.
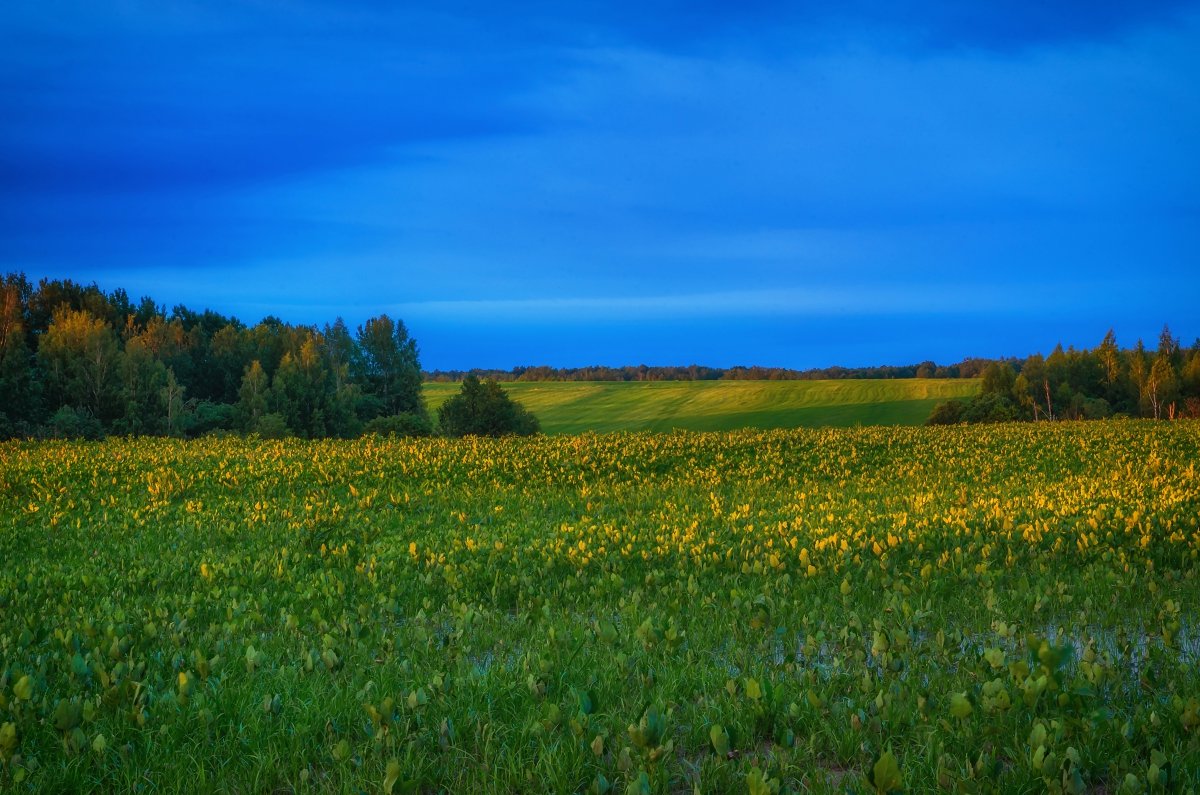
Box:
[437,375,540,437]
[931,393,1027,425]
[186,401,236,437]
[926,400,965,425]
[961,393,1022,423]
[1081,397,1112,420]
[48,406,105,440]
[363,411,433,437]
[254,412,291,439]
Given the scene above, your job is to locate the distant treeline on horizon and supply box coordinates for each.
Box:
[425,360,1000,382]
[1,273,1197,438]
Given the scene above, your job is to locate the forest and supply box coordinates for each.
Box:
[0,274,425,439]
[927,326,1200,424]
[1,273,1197,438]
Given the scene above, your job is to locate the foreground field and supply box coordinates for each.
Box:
[1,423,1198,793]
[422,378,978,433]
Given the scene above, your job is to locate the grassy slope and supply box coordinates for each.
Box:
[422,378,978,433]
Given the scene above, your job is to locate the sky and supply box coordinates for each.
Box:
[2,1,1198,370]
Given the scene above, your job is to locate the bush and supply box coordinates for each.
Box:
[926,400,965,425]
[437,375,540,437]
[254,413,291,439]
[363,411,433,438]
[931,393,1028,425]
[961,393,1022,423]
[186,401,236,437]
[1080,397,1112,420]
[1,416,36,440]
[354,393,386,422]
[48,406,105,440]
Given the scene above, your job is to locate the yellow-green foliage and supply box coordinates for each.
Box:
[1,422,1198,792]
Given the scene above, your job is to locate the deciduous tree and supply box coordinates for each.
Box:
[353,315,425,420]
[0,278,39,435]
[236,360,270,432]
[38,307,122,421]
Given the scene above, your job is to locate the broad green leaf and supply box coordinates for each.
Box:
[747,765,780,795]
[383,758,402,794]
[710,724,730,756]
[744,678,762,701]
[0,722,17,753]
[871,749,903,794]
[52,699,83,732]
[625,771,650,795]
[949,692,972,719]
[332,739,351,763]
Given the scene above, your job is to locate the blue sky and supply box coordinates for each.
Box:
[2,1,1198,369]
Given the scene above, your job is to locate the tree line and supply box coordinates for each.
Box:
[928,327,1200,424]
[1,273,430,439]
[427,359,999,383]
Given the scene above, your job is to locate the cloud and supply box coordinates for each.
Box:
[388,283,1044,323]
[5,1,1196,201]
[0,3,562,197]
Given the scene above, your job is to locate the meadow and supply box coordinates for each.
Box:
[421,379,978,433]
[1,422,1198,793]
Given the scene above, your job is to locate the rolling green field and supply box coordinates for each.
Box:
[1,423,1198,793]
[422,378,978,433]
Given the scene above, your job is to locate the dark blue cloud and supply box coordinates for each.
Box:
[4,0,1193,197]
[0,10,553,195]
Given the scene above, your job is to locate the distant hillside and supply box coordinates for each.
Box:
[422,378,978,434]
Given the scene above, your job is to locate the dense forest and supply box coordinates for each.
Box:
[0,273,426,439]
[1,273,1197,438]
[928,326,1200,424]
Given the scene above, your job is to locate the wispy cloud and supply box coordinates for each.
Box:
[389,284,1042,322]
